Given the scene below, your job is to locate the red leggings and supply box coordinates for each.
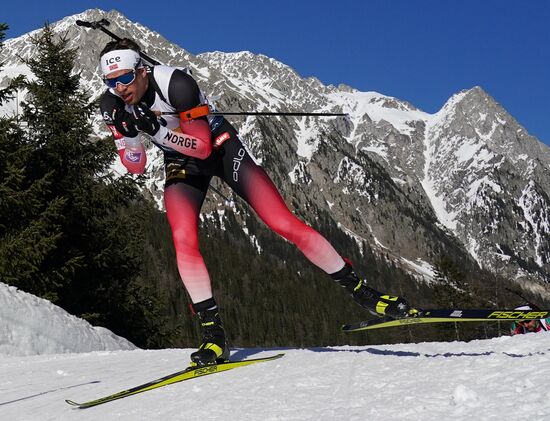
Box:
[164,125,345,303]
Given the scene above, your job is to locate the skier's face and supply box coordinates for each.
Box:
[106,67,148,105]
[519,320,538,331]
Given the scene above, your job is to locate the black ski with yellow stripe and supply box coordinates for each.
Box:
[66,353,284,408]
[342,309,550,332]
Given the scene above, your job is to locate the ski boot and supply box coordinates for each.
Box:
[331,262,419,319]
[190,298,230,366]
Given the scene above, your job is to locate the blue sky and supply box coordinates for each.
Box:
[4,1,550,146]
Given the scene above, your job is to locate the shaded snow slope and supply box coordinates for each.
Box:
[0,282,135,356]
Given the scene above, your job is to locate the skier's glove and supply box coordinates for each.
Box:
[131,103,160,136]
[111,107,139,138]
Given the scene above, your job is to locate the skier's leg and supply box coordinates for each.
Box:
[219,139,344,275]
[330,260,418,318]
[164,174,229,364]
[216,127,414,318]
[164,176,212,303]
[189,297,230,365]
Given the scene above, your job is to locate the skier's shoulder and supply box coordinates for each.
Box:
[148,65,200,109]
[149,65,196,88]
[149,65,201,111]
[510,323,522,335]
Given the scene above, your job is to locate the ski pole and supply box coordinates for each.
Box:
[78,18,347,204]
[162,111,348,118]
[77,19,348,119]
[76,19,161,66]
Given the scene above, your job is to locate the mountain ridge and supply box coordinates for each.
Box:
[1,8,549,298]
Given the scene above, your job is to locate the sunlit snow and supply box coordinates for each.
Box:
[2,281,550,420]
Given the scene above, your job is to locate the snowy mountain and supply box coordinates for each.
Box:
[421,88,550,289]
[1,8,550,296]
[1,277,550,420]
[0,282,135,356]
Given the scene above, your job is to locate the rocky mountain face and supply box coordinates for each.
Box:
[2,8,549,299]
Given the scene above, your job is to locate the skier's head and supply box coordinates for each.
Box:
[514,304,539,331]
[99,38,148,105]
[514,305,533,311]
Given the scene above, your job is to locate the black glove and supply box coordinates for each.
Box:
[112,107,139,138]
[131,103,160,136]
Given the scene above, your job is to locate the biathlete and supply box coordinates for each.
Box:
[98,38,418,366]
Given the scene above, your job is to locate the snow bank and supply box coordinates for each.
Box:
[0,282,136,356]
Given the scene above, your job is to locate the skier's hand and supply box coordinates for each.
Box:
[132,103,160,136]
[111,107,139,138]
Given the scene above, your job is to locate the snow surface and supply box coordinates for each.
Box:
[294,117,320,161]
[2,282,550,420]
[422,111,460,231]
[327,91,430,137]
[3,334,550,420]
[400,257,436,282]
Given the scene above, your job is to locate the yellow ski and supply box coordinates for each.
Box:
[66,353,284,408]
[342,309,550,332]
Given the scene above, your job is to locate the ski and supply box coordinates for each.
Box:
[342,309,550,332]
[65,353,284,409]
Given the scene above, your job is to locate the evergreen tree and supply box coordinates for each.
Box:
[433,256,478,308]
[0,24,171,348]
[432,256,484,341]
[0,23,54,291]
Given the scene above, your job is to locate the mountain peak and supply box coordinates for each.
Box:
[438,86,493,114]
[432,85,517,141]
[2,9,549,290]
[463,85,489,99]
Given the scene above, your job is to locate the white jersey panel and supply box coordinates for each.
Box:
[150,66,180,130]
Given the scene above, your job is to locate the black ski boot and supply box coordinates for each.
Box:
[190,298,230,366]
[331,262,418,319]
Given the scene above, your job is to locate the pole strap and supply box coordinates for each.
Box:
[179,104,211,122]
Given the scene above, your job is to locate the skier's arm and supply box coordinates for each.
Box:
[169,69,212,159]
[148,121,212,160]
[100,92,147,174]
[129,102,212,160]
[128,68,212,159]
